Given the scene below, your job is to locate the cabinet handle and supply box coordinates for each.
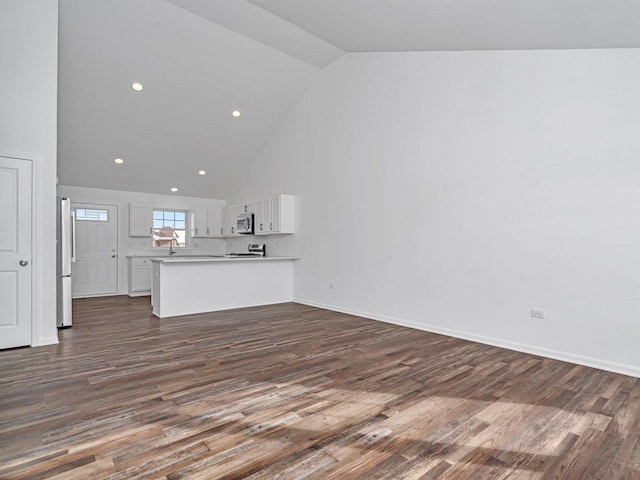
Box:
[207,228,210,235]
[150,226,152,234]
[232,227,235,233]
[220,228,223,235]
[270,222,272,231]
[195,228,198,235]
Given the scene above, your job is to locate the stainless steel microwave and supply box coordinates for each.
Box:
[237,213,254,234]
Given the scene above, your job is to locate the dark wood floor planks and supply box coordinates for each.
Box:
[0,296,639,479]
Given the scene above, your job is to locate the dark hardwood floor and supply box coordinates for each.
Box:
[1,296,639,479]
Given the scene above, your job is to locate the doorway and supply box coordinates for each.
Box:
[71,203,118,297]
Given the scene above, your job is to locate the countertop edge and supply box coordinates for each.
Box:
[149,256,300,263]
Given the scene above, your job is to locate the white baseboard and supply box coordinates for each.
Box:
[33,336,59,347]
[294,297,640,379]
[127,292,151,298]
[72,293,122,299]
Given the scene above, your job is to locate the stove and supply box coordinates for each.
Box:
[227,243,265,257]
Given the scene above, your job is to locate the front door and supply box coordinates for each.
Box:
[71,203,118,297]
[0,155,32,349]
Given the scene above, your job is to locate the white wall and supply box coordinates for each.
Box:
[231,49,640,377]
[58,185,225,295]
[0,1,59,345]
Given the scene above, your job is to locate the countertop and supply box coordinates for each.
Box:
[149,256,299,263]
[126,254,224,258]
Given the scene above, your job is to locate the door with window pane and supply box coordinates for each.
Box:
[71,203,118,297]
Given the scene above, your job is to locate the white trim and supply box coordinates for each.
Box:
[32,336,59,347]
[31,153,40,346]
[0,150,55,347]
[293,297,640,379]
[72,293,121,299]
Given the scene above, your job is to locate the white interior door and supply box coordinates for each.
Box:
[0,156,32,349]
[71,203,118,297]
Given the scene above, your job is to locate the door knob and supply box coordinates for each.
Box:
[19,260,28,266]
[112,254,116,258]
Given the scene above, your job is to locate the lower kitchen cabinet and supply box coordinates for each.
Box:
[128,257,152,296]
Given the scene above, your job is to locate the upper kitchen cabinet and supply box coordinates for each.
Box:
[222,204,241,236]
[255,194,295,235]
[240,202,255,214]
[207,208,223,237]
[191,207,223,238]
[254,198,270,234]
[129,203,153,236]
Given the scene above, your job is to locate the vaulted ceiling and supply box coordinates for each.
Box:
[57,0,640,199]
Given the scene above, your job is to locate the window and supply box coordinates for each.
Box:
[152,209,187,248]
[75,208,108,221]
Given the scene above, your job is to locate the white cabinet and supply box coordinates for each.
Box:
[271,196,283,233]
[191,208,207,238]
[240,202,255,214]
[207,208,223,237]
[255,194,295,235]
[191,207,222,237]
[128,257,152,296]
[221,196,294,236]
[254,198,270,234]
[223,204,241,236]
[129,203,152,236]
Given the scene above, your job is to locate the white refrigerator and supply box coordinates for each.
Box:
[56,197,75,327]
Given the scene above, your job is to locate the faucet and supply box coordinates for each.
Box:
[169,243,176,255]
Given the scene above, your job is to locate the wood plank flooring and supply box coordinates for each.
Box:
[1,296,639,479]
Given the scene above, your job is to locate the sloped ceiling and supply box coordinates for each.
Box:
[57,0,640,199]
[250,0,640,52]
[57,0,335,199]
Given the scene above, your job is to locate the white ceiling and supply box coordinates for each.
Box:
[57,0,640,199]
[250,0,640,52]
[57,0,324,199]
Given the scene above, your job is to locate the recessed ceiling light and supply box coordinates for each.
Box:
[232,110,241,117]
[170,187,178,192]
[114,158,124,164]
[131,82,144,92]
[198,170,206,176]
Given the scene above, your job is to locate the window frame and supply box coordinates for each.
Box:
[75,207,109,222]
[151,208,189,249]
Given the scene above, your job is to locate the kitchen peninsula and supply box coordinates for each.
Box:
[150,256,299,318]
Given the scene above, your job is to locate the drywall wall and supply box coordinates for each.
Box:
[230,49,640,376]
[0,1,59,346]
[58,185,225,295]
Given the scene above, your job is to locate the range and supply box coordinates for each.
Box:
[226,244,265,257]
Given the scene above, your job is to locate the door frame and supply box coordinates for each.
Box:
[0,148,41,347]
[71,202,119,298]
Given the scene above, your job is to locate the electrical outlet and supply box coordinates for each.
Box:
[531,309,545,319]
